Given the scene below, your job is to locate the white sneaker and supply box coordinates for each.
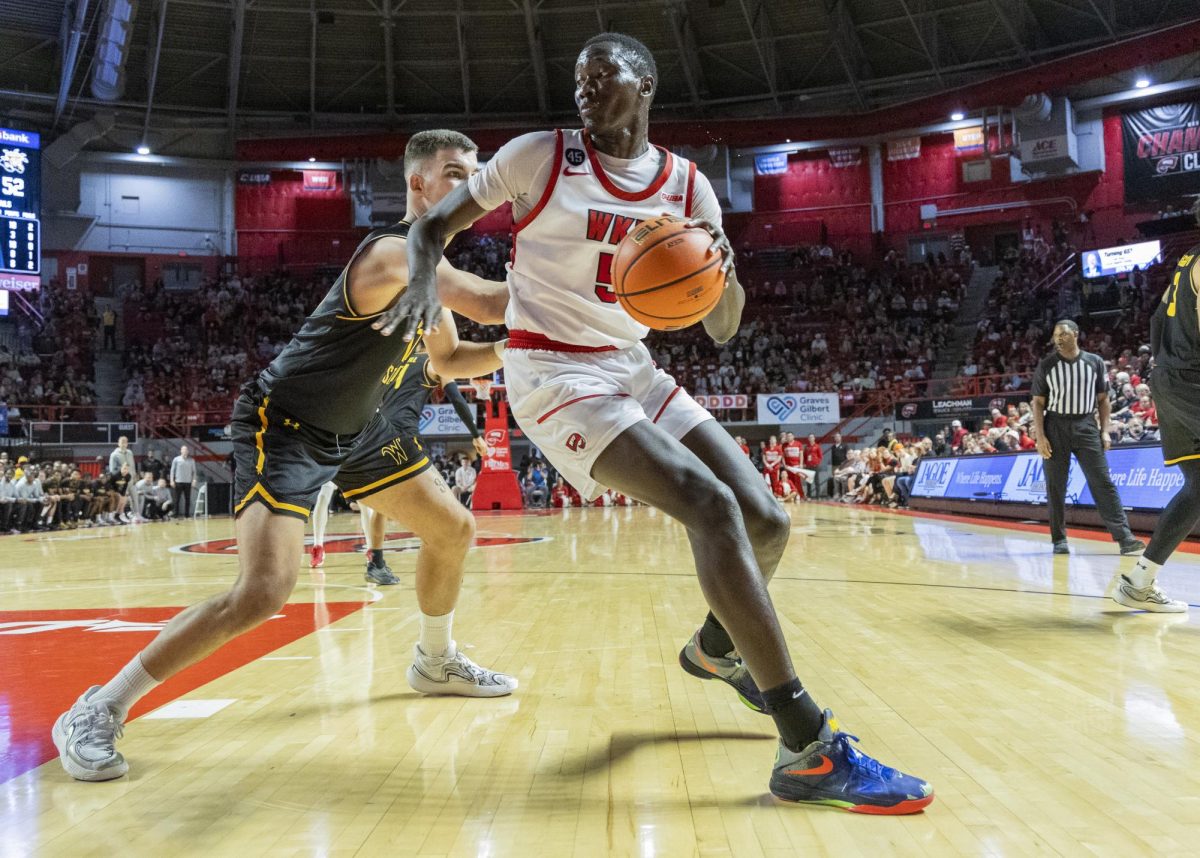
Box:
[406,641,517,698]
[51,686,129,781]
[1110,574,1189,614]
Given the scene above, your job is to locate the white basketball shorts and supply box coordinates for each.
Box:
[504,342,713,501]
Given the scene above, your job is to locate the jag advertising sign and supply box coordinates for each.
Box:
[756,393,839,425]
[418,403,469,436]
[1121,101,1200,203]
[911,445,1185,511]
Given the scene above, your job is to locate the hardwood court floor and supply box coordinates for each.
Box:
[3,503,1200,857]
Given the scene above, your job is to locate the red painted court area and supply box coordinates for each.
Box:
[0,601,367,785]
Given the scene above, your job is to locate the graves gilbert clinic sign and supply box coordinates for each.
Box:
[1122,101,1200,203]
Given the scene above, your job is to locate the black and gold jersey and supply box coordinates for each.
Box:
[257,221,420,435]
[379,353,437,429]
[1154,243,1200,372]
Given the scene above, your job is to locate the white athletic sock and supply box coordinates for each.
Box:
[93,653,161,721]
[312,482,335,547]
[419,610,454,658]
[1129,557,1162,590]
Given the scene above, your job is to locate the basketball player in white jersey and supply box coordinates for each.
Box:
[377,34,932,814]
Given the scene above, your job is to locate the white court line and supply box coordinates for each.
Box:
[142,699,236,719]
[260,656,313,661]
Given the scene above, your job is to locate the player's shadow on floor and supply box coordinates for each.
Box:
[930,613,1195,640]
[558,730,777,778]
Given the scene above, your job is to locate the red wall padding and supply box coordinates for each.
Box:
[236,170,364,272]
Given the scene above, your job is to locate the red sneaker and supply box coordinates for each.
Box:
[310,544,325,569]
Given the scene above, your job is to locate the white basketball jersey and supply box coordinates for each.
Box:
[506,129,699,349]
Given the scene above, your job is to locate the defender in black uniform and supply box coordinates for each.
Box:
[54,130,513,783]
[338,348,488,584]
[1111,222,1200,613]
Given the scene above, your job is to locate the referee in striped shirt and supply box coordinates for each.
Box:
[1030,320,1145,556]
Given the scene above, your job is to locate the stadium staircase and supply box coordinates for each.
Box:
[93,296,125,422]
[927,264,998,394]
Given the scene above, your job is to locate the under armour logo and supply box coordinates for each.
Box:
[283,418,300,429]
[565,433,587,452]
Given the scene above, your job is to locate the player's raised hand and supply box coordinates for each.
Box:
[685,219,735,277]
[373,272,441,340]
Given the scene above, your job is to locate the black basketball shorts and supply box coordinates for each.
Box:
[1152,367,1200,467]
[230,387,428,521]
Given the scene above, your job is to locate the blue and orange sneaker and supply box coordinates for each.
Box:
[770,710,934,814]
[678,629,765,712]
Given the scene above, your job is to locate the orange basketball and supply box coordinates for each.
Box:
[612,215,725,331]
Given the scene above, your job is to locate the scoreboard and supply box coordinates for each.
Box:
[0,127,40,291]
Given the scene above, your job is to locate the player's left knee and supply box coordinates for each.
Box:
[745,498,790,551]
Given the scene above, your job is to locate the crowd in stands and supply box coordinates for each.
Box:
[0,288,101,423]
[646,248,965,403]
[962,223,1161,390]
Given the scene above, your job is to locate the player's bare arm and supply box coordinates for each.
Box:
[375,184,492,339]
[424,308,507,381]
[687,217,741,344]
[348,234,506,325]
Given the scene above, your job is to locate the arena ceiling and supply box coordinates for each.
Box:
[1,0,1199,155]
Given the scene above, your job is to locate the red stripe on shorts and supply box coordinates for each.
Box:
[537,393,630,425]
[652,386,682,423]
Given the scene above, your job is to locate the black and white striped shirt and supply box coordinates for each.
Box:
[1031,350,1106,417]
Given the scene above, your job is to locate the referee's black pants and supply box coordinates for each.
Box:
[1043,415,1133,545]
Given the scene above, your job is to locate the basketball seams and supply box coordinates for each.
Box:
[626,284,723,322]
[619,252,723,298]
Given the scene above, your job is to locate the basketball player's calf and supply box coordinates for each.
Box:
[678,420,791,688]
[593,422,932,813]
[53,503,304,781]
[1113,458,1199,613]
[357,471,517,697]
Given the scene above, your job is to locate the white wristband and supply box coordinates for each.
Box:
[493,339,507,359]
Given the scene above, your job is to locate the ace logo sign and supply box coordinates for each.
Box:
[755,393,839,425]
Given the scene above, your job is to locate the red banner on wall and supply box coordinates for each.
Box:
[302,170,338,191]
[828,147,862,168]
[887,136,921,160]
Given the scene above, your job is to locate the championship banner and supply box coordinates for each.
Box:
[828,147,862,168]
[418,403,468,436]
[953,127,984,154]
[754,152,788,175]
[894,394,1026,421]
[694,394,749,410]
[911,446,1185,511]
[301,169,337,191]
[1121,101,1200,203]
[887,136,921,161]
[756,393,839,425]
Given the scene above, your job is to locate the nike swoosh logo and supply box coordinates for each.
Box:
[783,755,833,777]
[562,167,588,176]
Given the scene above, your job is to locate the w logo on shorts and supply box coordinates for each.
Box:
[565,433,587,452]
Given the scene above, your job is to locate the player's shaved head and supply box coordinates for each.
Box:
[404,129,478,178]
[581,32,657,92]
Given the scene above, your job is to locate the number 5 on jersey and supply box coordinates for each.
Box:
[595,252,617,304]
